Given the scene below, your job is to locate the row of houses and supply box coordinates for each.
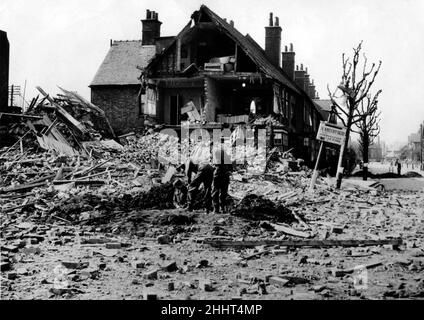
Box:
[90,5,336,166]
[405,123,424,162]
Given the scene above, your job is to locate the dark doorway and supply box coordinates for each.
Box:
[170,95,182,125]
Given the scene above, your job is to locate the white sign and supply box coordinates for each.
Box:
[316,121,346,146]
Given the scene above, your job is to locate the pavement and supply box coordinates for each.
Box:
[348,162,424,192]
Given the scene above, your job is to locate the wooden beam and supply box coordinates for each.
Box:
[0,112,43,119]
[204,238,402,248]
[52,180,105,186]
[269,222,312,238]
[176,38,181,72]
[332,261,383,277]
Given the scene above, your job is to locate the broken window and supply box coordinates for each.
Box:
[143,88,157,116]
[274,132,283,146]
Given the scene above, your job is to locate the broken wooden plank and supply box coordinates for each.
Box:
[52,180,105,186]
[269,222,312,238]
[181,102,195,114]
[1,201,36,213]
[332,261,383,277]
[204,238,403,248]
[241,249,270,260]
[0,112,43,119]
[0,181,48,194]
[36,86,88,136]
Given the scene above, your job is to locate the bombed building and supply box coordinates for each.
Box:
[91,5,326,165]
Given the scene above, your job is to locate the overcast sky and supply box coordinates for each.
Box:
[1,0,423,146]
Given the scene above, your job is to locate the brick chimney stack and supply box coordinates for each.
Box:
[265,12,282,67]
[141,9,162,45]
[308,79,316,100]
[294,64,306,91]
[282,43,295,80]
[304,68,310,92]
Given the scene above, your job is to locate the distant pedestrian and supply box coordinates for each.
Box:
[396,159,402,175]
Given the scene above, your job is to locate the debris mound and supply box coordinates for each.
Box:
[231,194,296,223]
[404,171,423,178]
[154,213,196,225]
[129,183,175,210]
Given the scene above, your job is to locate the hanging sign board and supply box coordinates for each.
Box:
[316,121,346,146]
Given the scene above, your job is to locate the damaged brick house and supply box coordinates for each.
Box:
[91,5,327,165]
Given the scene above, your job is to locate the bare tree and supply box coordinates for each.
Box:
[351,92,382,180]
[328,41,382,188]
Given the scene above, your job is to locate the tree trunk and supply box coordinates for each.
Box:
[336,97,354,189]
[362,128,369,181]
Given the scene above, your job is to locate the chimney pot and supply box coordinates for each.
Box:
[269,13,273,26]
[301,63,303,70]
[275,17,279,26]
[290,43,293,51]
[146,9,150,19]
[306,67,308,74]
[296,65,299,71]
[230,20,234,27]
[285,45,288,52]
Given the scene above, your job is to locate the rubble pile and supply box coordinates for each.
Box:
[1,86,117,158]
[231,194,296,223]
[2,89,424,300]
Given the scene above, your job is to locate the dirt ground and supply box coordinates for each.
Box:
[2,179,424,300]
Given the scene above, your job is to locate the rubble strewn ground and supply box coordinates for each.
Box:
[1,92,424,300]
[2,142,424,300]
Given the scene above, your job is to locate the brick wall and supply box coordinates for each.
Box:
[91,85,144,134]
[205,77,222,122]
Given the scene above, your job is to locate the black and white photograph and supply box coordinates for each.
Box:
[1,0,424,307]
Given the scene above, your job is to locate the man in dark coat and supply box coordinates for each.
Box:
[186,158,214,213]
[397,159,402,175]
[211,148,233,214]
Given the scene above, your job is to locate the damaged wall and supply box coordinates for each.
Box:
[91,85,143,134]
[0,30,9,111]
[159,87,204,125]
[204,77,222,122]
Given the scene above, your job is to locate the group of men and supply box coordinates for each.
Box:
[173,147,233,214]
